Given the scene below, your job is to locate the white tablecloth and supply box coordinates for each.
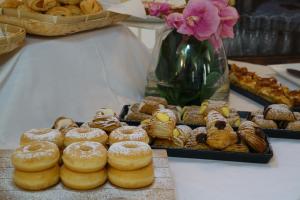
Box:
[1,25,300,200]
[0,25,150,148]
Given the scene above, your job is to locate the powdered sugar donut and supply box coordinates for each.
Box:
[109,126,149,145]
[108,141,152,170]
[108,163,154,189]
[60,165,107,190]
[62,141,107,172]
[64,127,108,147]
[20,128,64,149]
[12,141,60,172]
[13,164,60,190]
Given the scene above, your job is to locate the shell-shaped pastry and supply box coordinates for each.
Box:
[240,131,267,153]
[223,143,249,153]
[206,131,238,150]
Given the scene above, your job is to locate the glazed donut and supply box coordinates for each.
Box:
[64,127,108,147]
[13,164,59,190]
[60,165,107,190]
[109,126,149,145]
[12,141,59,172]
[62,141,107,172]
[108,163,154,189]
[20,128,64,149]
[108,141,152,170]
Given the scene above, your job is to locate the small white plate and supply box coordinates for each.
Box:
[269,63,300,87]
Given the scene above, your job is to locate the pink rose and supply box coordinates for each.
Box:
[148,2,171,17]
[177,0,220,41]
[166,13,184,29]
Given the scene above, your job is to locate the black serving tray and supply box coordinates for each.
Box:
[230,84,300,112]
[74,119,273,163]
[151,144,273,163]
[245,112,300,139]
[119,104,251,127]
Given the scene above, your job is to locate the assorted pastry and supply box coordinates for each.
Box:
[230,64,300,108]
[250,104,300,131]
[146,108,268,153]
[10,101,276,190]
[0,0,103,16]
[11,109,154,191]
[125,97,241,127]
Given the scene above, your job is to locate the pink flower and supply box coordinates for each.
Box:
[148,2,171,17]
[218,6,239,38]
[177,0,220,41]
[166,13,184,29]
[211,0,228,9]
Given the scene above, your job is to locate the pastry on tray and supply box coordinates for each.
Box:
[227,109,241,127]
[223,143,249,153]
[144,96,168,106]
[89,115,121,133]
[172,125,192,147]
[294,112,300,120]
[138,99,165,115]
[230,64,300,108]
[53,116,78,134]
[205,111,238,150]
[185,127,210,150]
[149,109,176,139]
[182,108,206,125]
[199,100,230,117]
[125,111,152,121]
[286,121,300,131]
[166,105,182,122]
[251,115,278,129]
[80,0,102,14]
[238,121,267,153]
[264,104,296,121]
[130,103,140,113]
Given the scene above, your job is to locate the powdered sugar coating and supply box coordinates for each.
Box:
[63,141,106,159]
[206,110,227,123]
[22,128,61,142]
[13,141,58,159]
[65,128,106,139]
[110,126,148,141]
[108,141,152,156]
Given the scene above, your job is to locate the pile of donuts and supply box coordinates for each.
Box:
[11,109,154,191]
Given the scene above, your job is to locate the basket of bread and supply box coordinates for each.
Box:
[0,0,128,36]
[0,22,25,55]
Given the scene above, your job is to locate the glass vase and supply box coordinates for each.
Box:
[145,27,229,106]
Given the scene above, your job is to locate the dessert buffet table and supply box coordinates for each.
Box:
[0,25,300,200]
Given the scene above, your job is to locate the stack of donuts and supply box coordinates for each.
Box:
[107,141,154,189]
[10,108,155,190]
[60,141,108,189]
[11,141,60,190]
